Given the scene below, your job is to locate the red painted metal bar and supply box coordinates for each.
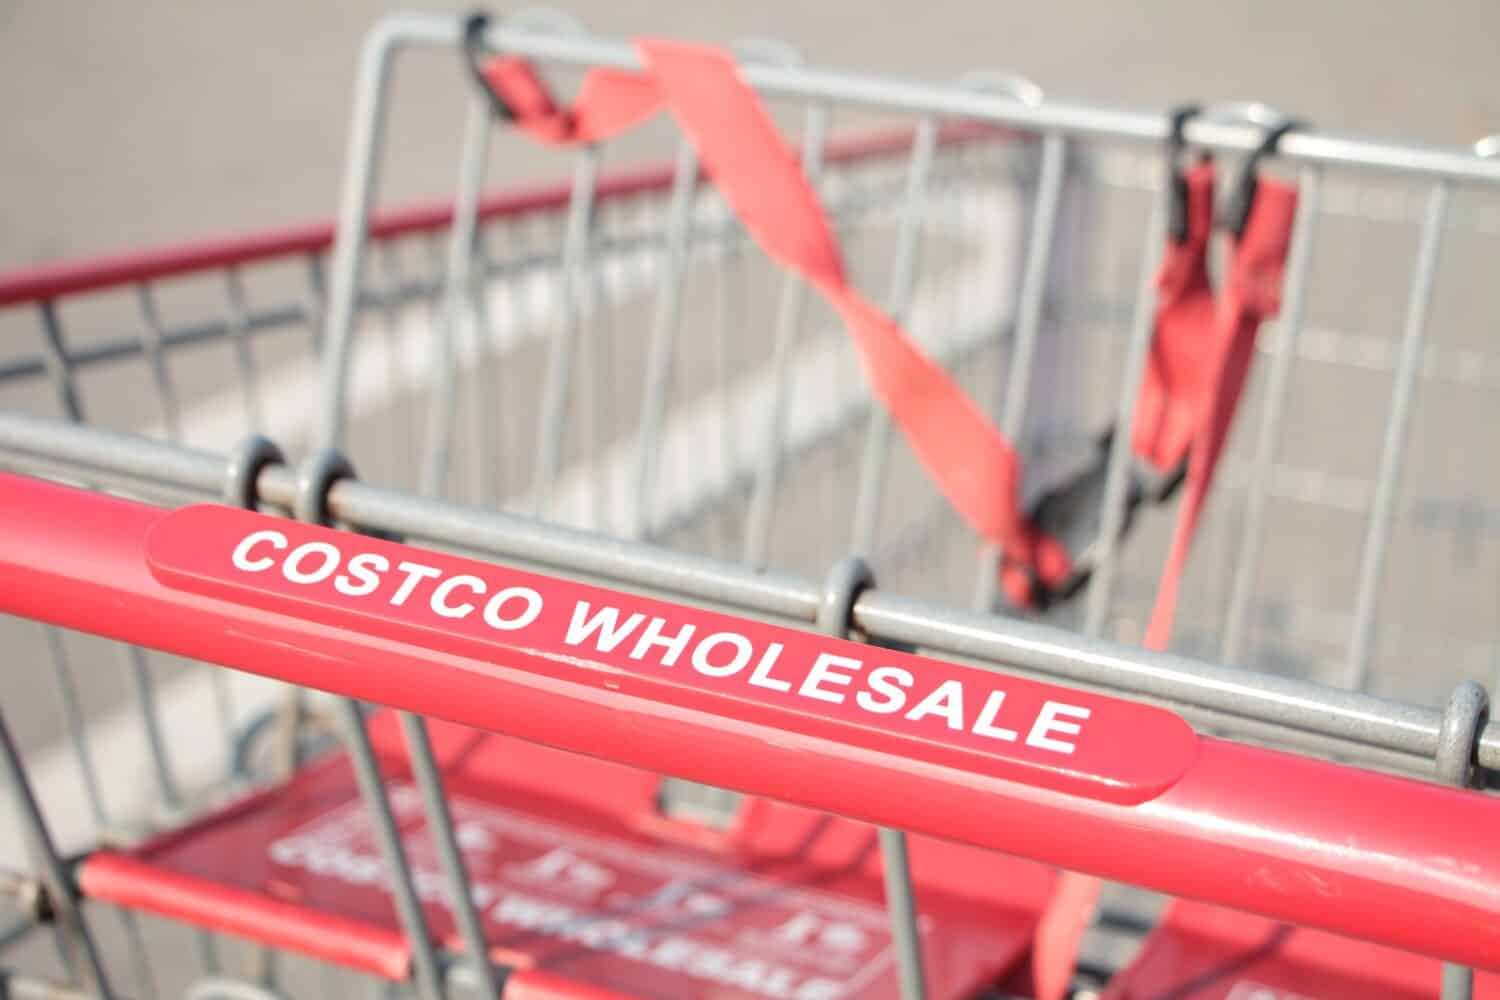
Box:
[80,853,412,981]
[502,970,641,1000]
[3,472,1499,971]
[0,123,1000,308]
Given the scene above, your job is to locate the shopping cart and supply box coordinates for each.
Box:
[1,9,1499,1000]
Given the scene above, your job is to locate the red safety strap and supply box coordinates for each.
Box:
[1144,172,1297,646]
[1030,163,1298,997]
[1030,869,1105,1000]
[1131,160,1219,473]
[481,44,1074,601]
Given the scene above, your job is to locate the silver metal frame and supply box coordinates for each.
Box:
[3,411,1495,776]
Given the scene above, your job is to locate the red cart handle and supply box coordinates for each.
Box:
[3,473,1500,973]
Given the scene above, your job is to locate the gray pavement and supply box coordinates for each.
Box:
[3,0,1499,268]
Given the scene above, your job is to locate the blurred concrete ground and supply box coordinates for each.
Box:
[2,1,1498,268]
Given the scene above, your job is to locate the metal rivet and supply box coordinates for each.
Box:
[222,435,285,510]
[1436,680,1489,789]
[294,449,356,526]
[817,556,874,640]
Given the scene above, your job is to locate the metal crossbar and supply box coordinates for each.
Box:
[0,411,1492,777]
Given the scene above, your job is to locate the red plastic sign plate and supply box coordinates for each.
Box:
[146,505,1197,804]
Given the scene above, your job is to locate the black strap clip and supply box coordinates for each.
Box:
[1020,431,1185,612]
[1222,118,1299,238]
[462,12,515,121]
[1166,104,1204,243]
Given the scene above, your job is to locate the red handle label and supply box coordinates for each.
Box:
[145,505,1197,805]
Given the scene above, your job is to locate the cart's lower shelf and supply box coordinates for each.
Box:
[80,713,1056,998]
[78,711,1500,999]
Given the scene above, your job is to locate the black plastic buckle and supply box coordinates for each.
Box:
[1222,119,1299,239]
[1022,433,1185,611]
[1166,104,1204,244]
[462,12,516,121]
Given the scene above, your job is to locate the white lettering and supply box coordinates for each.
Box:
[230,532,1105,782]
[1026,701,1091,754]
[796,979,847,1000]
[629,617,697,666]
[763,968,797,997]
[431,574,486,619]
[747,643,791,692]
[519,847,572,880]
[686,946,736,981]
[724,958,774,993]
[267,837,304,865]
[335,551,388,596]
[276,827,850,1000]
[971,690,1019,741]
[572,917,636,950]
[283,541,341,584]
[774,912,821,945]
[515,848,613,892]
[413,867,448,901]
[647,935,698,971]
[492,893,571,930]
[905,679,965,730]
[469,884,497,910]
[1226,984,1314,1000]
[483,586,544,631]
[390,561,442,606]
[611,928,650,959]
[799,653,863,704]
[855,666,912,714]
[231,529,286,572]
[691,632,754,678]
[819,922,868,954]
[565,602,646,652]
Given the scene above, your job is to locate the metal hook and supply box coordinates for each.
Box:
[461,12,515,121]
[1190,103,1302,239]
[222,434,284,510]
[462,9,586,122]
[813,557,927,1000]
[1161,101,1302,238]
[293,449,356,527]
[1436,680,1489,789]
[816,556,875,638]
[1435,679,1488,1000]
